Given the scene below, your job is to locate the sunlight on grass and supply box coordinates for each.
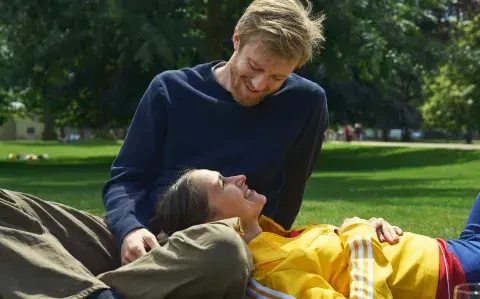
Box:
[0,140,122,158]
[298,144,480,239]
[1,141,479,240]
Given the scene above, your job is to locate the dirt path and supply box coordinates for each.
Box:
[329,141,480,151]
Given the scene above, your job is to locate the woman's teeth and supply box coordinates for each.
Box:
[244,189,252,199]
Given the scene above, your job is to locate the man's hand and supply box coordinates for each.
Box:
[121,228,160,265]
[368,217,403,245]
[338,217,404,245]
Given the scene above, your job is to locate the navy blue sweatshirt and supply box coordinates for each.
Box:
[102,61,328,249]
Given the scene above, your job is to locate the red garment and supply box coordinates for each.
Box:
[436,239,466,299]
[288,230,303,238]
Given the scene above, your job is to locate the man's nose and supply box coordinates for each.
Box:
[251,74,268,91]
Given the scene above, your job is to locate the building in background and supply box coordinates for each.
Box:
[0,117,44,140]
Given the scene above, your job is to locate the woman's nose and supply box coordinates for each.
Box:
[226,175,246,186]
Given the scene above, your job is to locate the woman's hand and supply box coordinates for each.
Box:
[368,217,403,244]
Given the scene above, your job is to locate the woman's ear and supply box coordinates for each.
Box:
[206,213,217,223]
[204,206,221,223]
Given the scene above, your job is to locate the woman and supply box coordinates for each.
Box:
[0,173,398,299]
[148,169,480,299]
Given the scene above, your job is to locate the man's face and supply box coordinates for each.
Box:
[229,34,296,107]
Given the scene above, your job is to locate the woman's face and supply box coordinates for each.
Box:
[190,169,267,220]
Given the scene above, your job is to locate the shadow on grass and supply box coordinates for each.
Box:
[2,140,121,148]
[0,156,115,170]
[316,146,480,172]
[305,176,479,208]
[1,181,106,193]
[0,156,115,191]
[0,156,113,198]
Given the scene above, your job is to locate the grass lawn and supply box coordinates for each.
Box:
[0,140,121,215]
[415,139,480,145]
[1,140,479,240]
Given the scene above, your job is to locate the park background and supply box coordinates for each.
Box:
[0,0,479,239]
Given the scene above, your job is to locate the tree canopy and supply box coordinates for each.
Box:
[422,14,480,143]
[0,0,478,141]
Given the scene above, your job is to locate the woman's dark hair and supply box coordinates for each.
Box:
[148,169,213,236]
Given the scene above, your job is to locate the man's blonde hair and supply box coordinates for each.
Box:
[236,0,325,67]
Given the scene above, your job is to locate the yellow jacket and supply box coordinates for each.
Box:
[246,216,440,299]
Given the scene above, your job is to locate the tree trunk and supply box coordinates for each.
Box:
[401,127,411,142]
[381,127,389,142]
[204,0,224,61]
[42,96,57,140]
[464,129,473,144]
[79,128,85,139]
[60,127,66,139]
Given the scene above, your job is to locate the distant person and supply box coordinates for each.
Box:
[344,125,353,142]
[325,128,337,142]
[337,125,345,141]
[354,123,363,141]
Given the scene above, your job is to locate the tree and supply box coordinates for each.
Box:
[421,15,480,143]
[0,90,13,126]
[2,0,472,139]
[0,1,198,137]
[305,0,447,139]
[0,1,90,139]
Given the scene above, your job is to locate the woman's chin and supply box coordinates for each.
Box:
[247,193,267,206]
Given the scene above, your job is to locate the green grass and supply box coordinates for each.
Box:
[415,139,480,144]
[300,144,480,239]
[1,140,479,240]
[0,140,121,214]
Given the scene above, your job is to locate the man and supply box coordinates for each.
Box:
[103,0,328,266]
[104,0,399,266]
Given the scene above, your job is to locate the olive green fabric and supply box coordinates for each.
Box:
[0,189,253,299]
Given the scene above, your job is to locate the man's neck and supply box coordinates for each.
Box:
[212,61,232,93]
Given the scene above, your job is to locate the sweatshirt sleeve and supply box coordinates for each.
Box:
[250,270,348,299]
[254,222,393,299]
[102,75,168,249]
[273,88,328,229]
[338,221,394,299]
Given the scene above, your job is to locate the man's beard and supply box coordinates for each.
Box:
[229,63,268,108]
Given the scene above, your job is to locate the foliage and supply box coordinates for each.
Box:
[0,0,478,139]
[0,1,198,133]
[310,0,447,133]
[0,90,13,125]
[422,15,480,143]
